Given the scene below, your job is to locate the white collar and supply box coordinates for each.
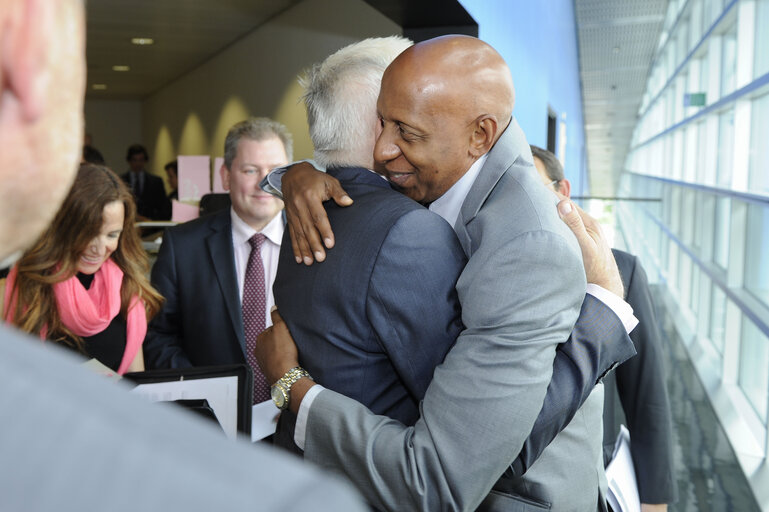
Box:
[230,208,283,247]
[429,153,489,230]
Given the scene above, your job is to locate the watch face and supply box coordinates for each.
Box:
[271,385,286,409]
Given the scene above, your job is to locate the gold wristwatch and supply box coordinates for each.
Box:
[270,366,312,410]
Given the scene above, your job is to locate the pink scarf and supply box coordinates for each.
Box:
[3,259,146,375]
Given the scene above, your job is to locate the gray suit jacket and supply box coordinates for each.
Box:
[0,324,366,511]
[302,120,607,511]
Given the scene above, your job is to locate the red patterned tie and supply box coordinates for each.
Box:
[243,233,270,403]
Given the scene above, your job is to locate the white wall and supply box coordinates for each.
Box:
[141,0,401,181]
[84,99,142,173]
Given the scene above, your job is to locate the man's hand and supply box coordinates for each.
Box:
[254,308,300,384]
[282,162,352,265]
[557,198,624,298]
[641,504,667,512]
[255,308,315,414]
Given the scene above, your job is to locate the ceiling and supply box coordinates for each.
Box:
[85,0,302,100]
[85,0,667,197]
[574,0,668,197]
[84,0,474,100]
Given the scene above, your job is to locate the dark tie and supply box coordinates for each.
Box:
[243,233,270,403]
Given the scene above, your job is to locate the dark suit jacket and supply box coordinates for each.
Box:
[603,249,677,504]
[121,171,172,220]
[274,166,466,430]
[144,209,247,368]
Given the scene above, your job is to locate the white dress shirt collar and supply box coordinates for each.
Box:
[230,208,283,248]
[429,153,488,230]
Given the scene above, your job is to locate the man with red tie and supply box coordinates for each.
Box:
[145,118,291,405]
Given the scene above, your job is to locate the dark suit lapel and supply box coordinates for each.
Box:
[205,210,246,355]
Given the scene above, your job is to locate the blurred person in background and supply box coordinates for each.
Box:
[531,144,676,512]
[122,143,171,220]
[165,159,179,201]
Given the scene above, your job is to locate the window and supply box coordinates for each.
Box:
[717,108,735,188]
[739,318,769,423]
[745,203,769,307]
[713,197,731,269]
[755,0,769,79]
[690,267,700,314]
[710,285,727,354]
[748,93,769,195]
[721,23,737,98]
[697,274,713,337]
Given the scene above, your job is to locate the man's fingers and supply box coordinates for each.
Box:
[571,202,598,230]
[557,199,589,241]
[327,180,353,208]
[270,306,284,327]
[304,199,330,261]
[287,223,302,264]
[287,209,314,265]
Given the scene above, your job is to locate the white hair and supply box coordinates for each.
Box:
[301,36,413,169]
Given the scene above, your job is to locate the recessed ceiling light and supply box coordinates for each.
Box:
[92,84,107,90]
[112,65,130,72]
[131,37,154,45]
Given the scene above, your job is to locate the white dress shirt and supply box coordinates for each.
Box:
[230,208,283,329]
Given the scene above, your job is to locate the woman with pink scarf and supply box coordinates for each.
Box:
[1,164,163,374]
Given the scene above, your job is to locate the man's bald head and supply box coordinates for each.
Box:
[388,35,514,134]
[374,35,515,203]
[0,0,85,264]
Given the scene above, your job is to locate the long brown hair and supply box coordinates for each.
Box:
[6,164,163,350]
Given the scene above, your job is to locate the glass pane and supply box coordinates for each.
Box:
[717,109,734,188]
[681,189,695,244]
[713,197,731,269]
[738,318,769,423]
[690,267,700,313]
[679,250,693,306]
[698,274,713,337]
[745,203,769,307]
[721,23,737,97]
[710,285,727,353]
[748,93,769,195]
[755,0,769,79]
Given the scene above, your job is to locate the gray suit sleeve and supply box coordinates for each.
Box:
[303,229,585,511]
[144,228,193,369]
[0,325,367,512]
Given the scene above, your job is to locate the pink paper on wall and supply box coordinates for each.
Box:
[178,155,212,201]
[171,200,199,223]
[212,157,226,193]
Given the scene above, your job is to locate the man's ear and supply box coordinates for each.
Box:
[219,164,231,191]
[4,0,52,122]
[558,178,572,198]
[469,115,498,157]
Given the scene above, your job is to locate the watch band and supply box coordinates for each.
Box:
[271,366,312,410]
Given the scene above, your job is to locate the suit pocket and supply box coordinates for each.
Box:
[477,490,551,512]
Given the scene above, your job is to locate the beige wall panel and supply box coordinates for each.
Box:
[142,0,401,176]
[84,99,143,175]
